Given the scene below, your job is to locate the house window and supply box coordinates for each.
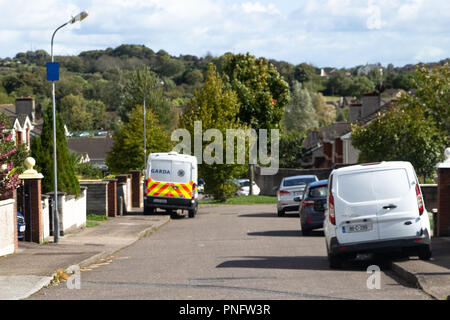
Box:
[16,130,23,146]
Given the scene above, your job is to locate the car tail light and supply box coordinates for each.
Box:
[416,184,424,216]
[301,200,314,208]
[278,190,290,196]
[329,192,336,225]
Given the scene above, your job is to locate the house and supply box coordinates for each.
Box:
[67,136,114,170]
[302,92,396,168]
[0,97,41,150]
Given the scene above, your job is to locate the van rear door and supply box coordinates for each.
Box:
[335,171,380,244]
[374,168,420,240]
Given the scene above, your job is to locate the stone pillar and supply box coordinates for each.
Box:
[436,148,450,237]
[116,175,129,214]
[104,179,117,217]
[19,157,44,244]
[130,170,142,208]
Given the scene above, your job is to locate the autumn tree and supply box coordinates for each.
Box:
[313,92,336,127]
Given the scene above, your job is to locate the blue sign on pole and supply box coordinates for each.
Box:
[46,62,59,81]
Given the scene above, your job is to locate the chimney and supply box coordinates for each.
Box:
[361,93,381,119]
[15,97,35,123]
[349,103,362,123]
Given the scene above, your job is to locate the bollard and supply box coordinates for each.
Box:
[119,196,123,216]
[432,209,438,237]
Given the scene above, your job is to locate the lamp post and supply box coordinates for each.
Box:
[50,11,88,243]
[143,81,164,169]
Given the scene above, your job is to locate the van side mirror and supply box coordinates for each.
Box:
[293,196,302,202]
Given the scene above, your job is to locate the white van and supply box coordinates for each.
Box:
[144,151,198,218]
[324,161,431,268]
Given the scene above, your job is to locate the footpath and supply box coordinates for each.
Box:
[0,211,170,300]
[390,237,450,300]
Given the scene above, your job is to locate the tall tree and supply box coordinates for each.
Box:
[313,92,336,127]
[284,82,318,133]
[120,65,175,129]
[31,107,80,196]
[180,64,247,201]
[106,106,173,173]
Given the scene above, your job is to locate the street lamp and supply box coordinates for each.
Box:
[143,81,164,169]
[50,11,88,243]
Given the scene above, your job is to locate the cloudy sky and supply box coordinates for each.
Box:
[0,0,449,67]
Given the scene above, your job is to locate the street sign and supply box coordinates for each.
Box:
[46,62,59,81]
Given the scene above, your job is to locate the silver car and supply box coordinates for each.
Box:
[276,175,319,216]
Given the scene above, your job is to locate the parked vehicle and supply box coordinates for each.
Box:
[324,161,432,269]
[276,175,319,216]
[296,179,328,235]
[144,151,198,218]
[234,179,261,196]
[198,178,205,193]
[17,211,25,240]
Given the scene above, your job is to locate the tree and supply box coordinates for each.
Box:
[31,107,80,196]
[313,92,336,127]
[351,104,446,179]
[120,65,175,129]
[284,82,318,133]
[0,113,23,200]
[219,52,290,130]
[180,64,246,201]
[106,106,173,173]
[279,131,306,168]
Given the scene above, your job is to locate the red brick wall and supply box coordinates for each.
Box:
[334,138,343,164]
[130,170,141,208]
[106,180,117,217]
[322,142,333,168]
[437,168,450,236]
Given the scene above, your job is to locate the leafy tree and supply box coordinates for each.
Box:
[106,106,173,173]
[347,76,376,97]
[351,104,446,179]
[0,113,24,200]
[60,94,93,131]
[31,107,80,196]
[313,92,336,127]
[284,82,318,133]
[279,131,306,168]
[219,52,290,130]
[180,63,246,201]
[120,65,175,128]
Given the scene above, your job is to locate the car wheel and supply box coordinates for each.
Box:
[418,245,432,260]
[277,209,285,217]
[301,224,311,236]
[327,246,342,269]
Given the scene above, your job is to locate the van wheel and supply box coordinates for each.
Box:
[418,245,432,260]
[277,210,285,217]
[188,207,197,218]
[327,246,342,269]
[143,207,154,215]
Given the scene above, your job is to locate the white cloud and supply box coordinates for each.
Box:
[0,0,448,67]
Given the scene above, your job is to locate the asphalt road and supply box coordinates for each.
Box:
[29,204,429,300]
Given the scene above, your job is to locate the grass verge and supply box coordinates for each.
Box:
[86,214,108,228]
[199,195,276,205]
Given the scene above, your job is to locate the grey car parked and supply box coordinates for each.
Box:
[276,175,318,216]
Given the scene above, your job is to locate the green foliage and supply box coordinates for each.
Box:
[180,63,247,201]
[284,82,318,133]
[351,104,446,179]
[219,52,290,130]
[106,106,173,173]
[31,107,80,196]
[120,65,175,129]
[312,92,336,127]
[279,131,306,168]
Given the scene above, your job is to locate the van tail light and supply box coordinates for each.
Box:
[416,184,424,216]
[329,192,336,225]
[301,200,314,208]
[192,183,196,198]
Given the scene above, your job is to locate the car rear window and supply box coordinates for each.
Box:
[337,169,410,203]
[308,185,328,198]
[283,177,316,187]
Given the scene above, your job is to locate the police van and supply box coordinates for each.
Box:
[144,151,198,218]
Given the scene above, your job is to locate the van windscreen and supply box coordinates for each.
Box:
[338,169,410,203]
